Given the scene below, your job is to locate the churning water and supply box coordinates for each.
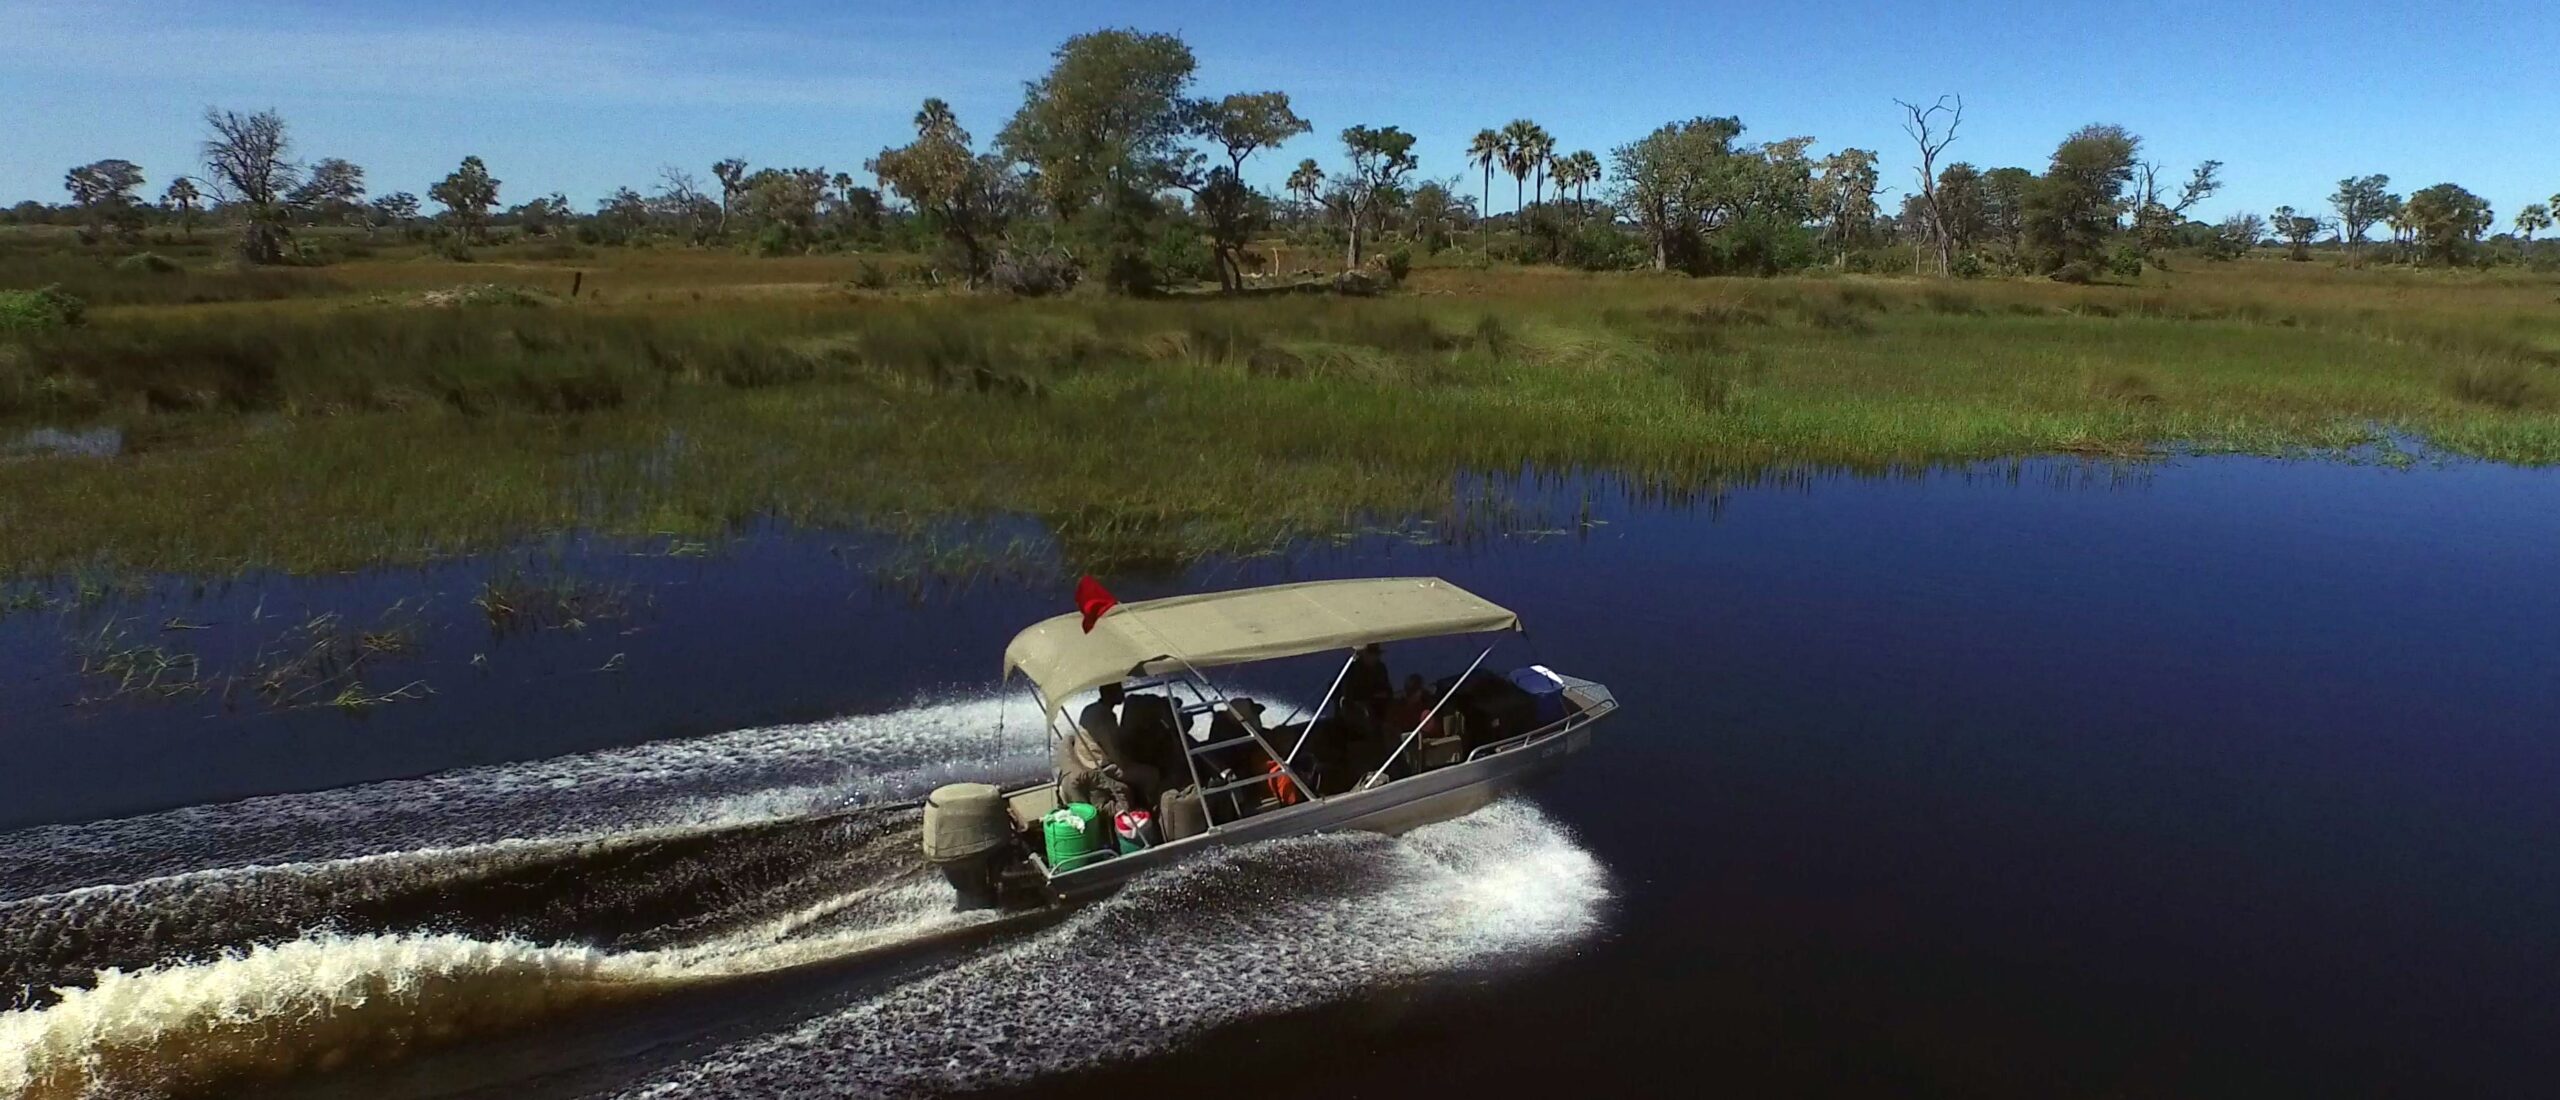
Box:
[0,692,1609,1098]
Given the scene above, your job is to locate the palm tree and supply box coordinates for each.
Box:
[1546,157,1581,222]
[1567,150,1600,212]
[1466,128,1506,250]
[1287,158,1326,211]
[1499,119,1539,217]
[1517,123,1556,209]
[161,176,202,241]
[2518,203,2553,243]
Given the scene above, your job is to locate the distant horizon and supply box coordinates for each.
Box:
[7,0,2555,229]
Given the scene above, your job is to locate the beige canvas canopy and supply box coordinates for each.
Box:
[1003,577,1520,710]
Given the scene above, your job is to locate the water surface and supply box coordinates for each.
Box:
[3,454,2555,1098]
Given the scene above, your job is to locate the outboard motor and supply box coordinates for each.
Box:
[922,782,1010,910]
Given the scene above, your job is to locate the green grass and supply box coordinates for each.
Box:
[2,247,2556,577]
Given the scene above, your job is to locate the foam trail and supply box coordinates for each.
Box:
[0,693,1053,902]
[0,687,1577,1100]
[618,799,1610,1099]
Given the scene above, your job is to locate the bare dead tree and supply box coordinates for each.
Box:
[200,107,302,264]
[1895,95,1963,276]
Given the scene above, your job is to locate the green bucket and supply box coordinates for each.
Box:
[1043,802,1105,872]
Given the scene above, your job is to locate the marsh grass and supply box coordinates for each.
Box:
[474,570,636,635]
[3,248,2557,576]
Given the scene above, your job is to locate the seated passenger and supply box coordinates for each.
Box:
[1386,674,1440,738]
[1066,683,1161,812]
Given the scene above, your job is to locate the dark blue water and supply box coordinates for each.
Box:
[4,454,2555,1097]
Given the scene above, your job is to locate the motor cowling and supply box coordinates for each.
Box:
[923,782,1010,910]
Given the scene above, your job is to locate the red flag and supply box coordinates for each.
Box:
[1075,575,1118,633]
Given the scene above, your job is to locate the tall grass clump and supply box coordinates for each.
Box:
[2444,361,2551,410]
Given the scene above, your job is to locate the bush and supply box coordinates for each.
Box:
[1692,212,1818,277]
[750,224,802,258]
[850,259,894,290]
[1949,251,1987,279]
[987,252,1076,297]
[115,252,182,275]
[2106,246,2146,279]
[0,285,87,331]
[1145,221,1217,287]
[432,236,475,263]
[1380,247,1413,283]
[2050,260,2098,285]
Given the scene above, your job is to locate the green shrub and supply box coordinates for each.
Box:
[115,252,182,275]
[1380,247,1413,283]
[0,285,87,331]
[1949,251,1987,279]
[2106,246,2146,280]
[432,236,475,263]
[850,259,894,290]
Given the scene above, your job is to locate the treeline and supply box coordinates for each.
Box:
[15,28,2560,288]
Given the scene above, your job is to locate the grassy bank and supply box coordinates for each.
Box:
[3,245,2556,577]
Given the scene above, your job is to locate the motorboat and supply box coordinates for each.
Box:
[920,577,1619,908]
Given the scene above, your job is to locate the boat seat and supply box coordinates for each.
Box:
[1006,784,1061,830]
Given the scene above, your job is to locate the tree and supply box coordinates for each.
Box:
[597,187,651,239]
[1979,166,2036,265]
[2212,212,2266,260]
[2023,124,2139,274]
[1499,119,1543,216]
[998,27,1196,216]
[2401,183,2492,265]
[997,28,1200,292]
[1932,162,1988,256]
[2378,193,2410,254]
[655,167,720,243]
[372,192,421,236]
[1466,129,1505,249]
[1895,95,1963,275]
[430,156,501,243]
[161,176,202,241]
[2130,160,2221,255]
[1813,148,1881,267]
[737,168,831,252]
[200,108,302,263]
[1609,115,1746,272]
[2512,203,2551,243]
[1287,159,1326,212]
[1330,124,1419,268]
[1408,180,1461,253]
[64,159,147,240]
[512,191,573,237]
[289,157,367,229]
[869,98,1017,285]
[711,158,749,237]
[1564,150,1601,213]
[1190,91,1308,175]
[1521,125,1556,209]
[2269,205,2326,260]
[1185,91,1308,289]
[2329,174,2391,265]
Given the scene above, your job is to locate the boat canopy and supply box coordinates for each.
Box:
[1003,577,1520,710]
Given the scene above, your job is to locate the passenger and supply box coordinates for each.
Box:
[1049,685,1162,818]
[1386,674,1439,738]
[1340,643,1393,737]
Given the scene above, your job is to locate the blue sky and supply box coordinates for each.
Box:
[6,0,2555,228]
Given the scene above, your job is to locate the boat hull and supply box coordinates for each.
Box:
[1035,692,1608,904]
